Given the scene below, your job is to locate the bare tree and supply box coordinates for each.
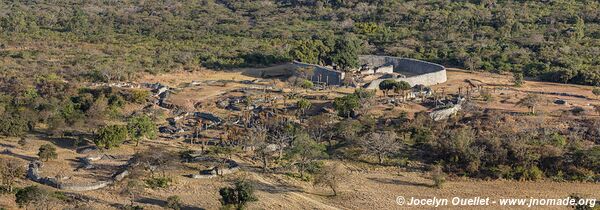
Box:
[270,121,295,159]
[120,180,145,207]
[249,124,272,171]
[0,159,25,192]
[314,163,347,196]
[361,131,401,164]
[306,114,335,147]
[516,94,541,114]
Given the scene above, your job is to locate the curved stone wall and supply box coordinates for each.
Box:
[27,158,133,192]
[360,55,447,89]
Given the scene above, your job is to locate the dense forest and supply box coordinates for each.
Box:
[1,0,600,85]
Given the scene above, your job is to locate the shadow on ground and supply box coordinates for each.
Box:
[137,197,205,210]
[367,177,433,188]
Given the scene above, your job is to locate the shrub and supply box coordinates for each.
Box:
[525,166,544,181]
[565,166,595,182]
[296,98,312,115]
[430,164,446,189]
[127,89,150,104]
[37,144,58,162]
[17,137,27,147]
[219,179,258,210]
[15,186,49,208]
[166,195,182,210]
[570,107,586,116]
[298,79,314,89]
[513,72,524,87]
[480,89,493,102]
[145,177,172,189]
[593,88,600,98]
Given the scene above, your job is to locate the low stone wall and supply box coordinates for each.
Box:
[27,157,133,192]
[429,98,465,121]
[189,158,240,179]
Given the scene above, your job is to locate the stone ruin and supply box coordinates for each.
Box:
[429,97,465,121]
[260,55,447,88]
[27,156,133,192]
[184,156,241,179]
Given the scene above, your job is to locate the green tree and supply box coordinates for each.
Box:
[592,88,600,99]
[127,115,157,146]
[15,186,52,208]
[296,98,312,116]
[0,113,27,137]
[289,40,329,65]
[286,133,327,178]
[513,71,524,87]
[333,94,360,118]
[394,81,412,100]
[330,34,361,71]
[95,125,128,149]
[378,79,398,96]
[219,179,258,210]
[37,144,57,162]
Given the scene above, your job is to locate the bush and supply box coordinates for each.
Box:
[37,144,58,162]
[566,166,595,182]
[0,114,27,137]
[430,164,446,189]
[15,186,49,208]
[127,89,150,104]
[298,79,314,89]
[570,107,586,116]
[219,179,258,210]
[166,195,182,210]
[525,166,544,181]
[145,177,172,189]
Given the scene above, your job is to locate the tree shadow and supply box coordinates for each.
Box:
[36,135,77,150]
[252,180,304,194]
[60,192,126,209]
[0,149,37,161]
[367,177,433,188]
[0,142,16,149]
[137,197,205,210]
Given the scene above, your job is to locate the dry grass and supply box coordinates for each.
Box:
[1,69,600,209]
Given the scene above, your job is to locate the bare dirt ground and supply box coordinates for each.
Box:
[1,69,600,209]
[438,69,600,115]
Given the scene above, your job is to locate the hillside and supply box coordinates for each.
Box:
[1,1,600,84]
[1,1,600,209]
[0,69,599,209]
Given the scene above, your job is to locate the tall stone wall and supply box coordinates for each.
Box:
[293,61,345,86]
[359,55,447,89]
[262,56,445,87]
